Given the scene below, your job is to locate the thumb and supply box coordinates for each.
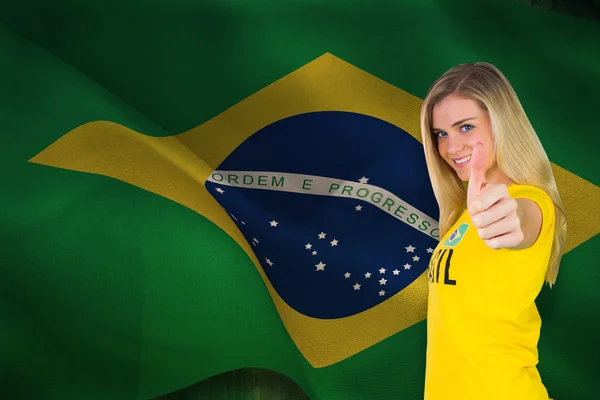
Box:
[467,141,487,206]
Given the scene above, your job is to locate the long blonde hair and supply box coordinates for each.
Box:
[420,62,566,286]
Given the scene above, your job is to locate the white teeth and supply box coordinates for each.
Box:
[454,155,471,164]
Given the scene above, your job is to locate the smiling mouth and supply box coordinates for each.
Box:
[452,155,472,168]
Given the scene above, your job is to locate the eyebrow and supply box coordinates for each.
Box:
[432,117,476,131]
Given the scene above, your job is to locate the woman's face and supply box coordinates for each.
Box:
[431,94,495,182]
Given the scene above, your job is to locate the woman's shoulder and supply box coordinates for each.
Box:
[507,184,553,209]
[508,183,556,245]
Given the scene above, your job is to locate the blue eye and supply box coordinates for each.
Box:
[460,124,474,132]
[434,131,447,138]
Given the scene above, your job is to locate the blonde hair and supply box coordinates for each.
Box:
[420,62,566,286]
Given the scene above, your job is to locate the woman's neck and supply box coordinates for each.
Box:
[485,164,515,186]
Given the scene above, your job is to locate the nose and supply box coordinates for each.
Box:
[446,134,465,155]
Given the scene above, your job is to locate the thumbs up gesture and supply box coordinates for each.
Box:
[467,142,524,249]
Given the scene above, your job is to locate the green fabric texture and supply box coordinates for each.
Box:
[1,1,599,399]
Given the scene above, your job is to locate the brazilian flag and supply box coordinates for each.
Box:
[1,1,599,399]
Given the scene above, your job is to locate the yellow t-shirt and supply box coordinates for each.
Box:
[424,184,556,400]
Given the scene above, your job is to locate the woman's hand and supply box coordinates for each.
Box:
[467,142,524,249]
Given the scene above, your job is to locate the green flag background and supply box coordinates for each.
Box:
[1,0,599,399]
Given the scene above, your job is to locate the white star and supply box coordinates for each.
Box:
[252,241,257,247]
[355,205,363,211]
[393,269,400,275]
[270,220,278,227]
[241,221,245,225]
[305,243,312,249]
[404,263,411,270]
[427,247,434,253]
[379,278,387,285]
[230,214,238,221]
[318,232,326,239]
[315,261,326,271]
[216,187,224,194]
[265,258,274,266]
[312,251,317,255]
[344,272,351,278]
[330,239,339,247]
[379,290,386,296]
[413,255,420,262]
[353,283,361,291]
[405,245,415,253]
[364,272,371,278]
[379,268,386,274]
[253,238,259,243]
[358,176,369,184]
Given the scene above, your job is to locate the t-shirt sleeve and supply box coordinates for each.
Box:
[508,184,556,248]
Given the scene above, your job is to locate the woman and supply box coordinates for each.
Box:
[420,62,566,400]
